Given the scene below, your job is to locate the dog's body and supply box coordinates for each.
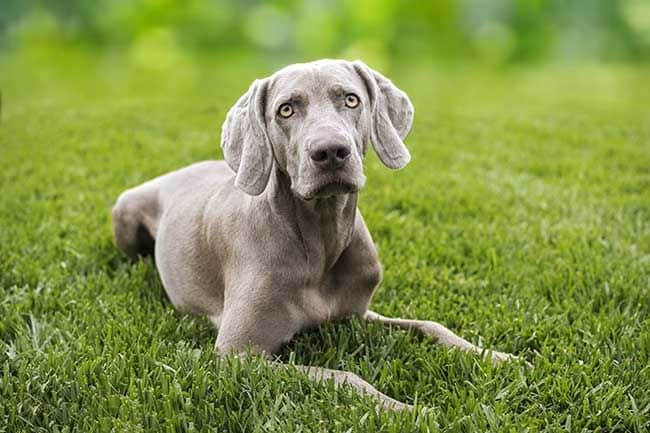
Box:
[113,60,517,410]
[114,159,378,351]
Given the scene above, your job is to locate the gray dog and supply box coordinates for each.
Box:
[112,59,517,410]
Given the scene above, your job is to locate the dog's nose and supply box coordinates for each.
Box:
[309,144,351,169]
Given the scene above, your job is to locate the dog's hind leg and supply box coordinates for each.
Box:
[112,179,161,259]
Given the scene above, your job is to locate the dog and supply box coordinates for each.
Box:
[112,59,518,411]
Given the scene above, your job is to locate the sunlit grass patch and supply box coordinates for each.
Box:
[1,54,649,431]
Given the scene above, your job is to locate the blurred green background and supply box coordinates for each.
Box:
[1,0,650,70]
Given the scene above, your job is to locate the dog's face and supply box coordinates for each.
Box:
[265,62,369,199]
[221,59,414,199]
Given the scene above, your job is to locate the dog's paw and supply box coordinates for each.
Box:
[485,350,532,367]
[488,350,516,364]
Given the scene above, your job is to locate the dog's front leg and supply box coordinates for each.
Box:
[364,310,519,364]
[214,301,412,411]
[287,365,412,411]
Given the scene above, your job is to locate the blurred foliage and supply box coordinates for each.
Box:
[0,0,649,67]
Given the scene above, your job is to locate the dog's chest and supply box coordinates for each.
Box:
[288,277,371,330]
[296,287,336,325]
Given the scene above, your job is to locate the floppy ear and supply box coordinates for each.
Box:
[352,61,413,169]
[220,79,273,195]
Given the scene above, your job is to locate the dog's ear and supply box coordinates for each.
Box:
[221,79,273,195]
[352,61,413,169]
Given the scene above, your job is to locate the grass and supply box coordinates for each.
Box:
[1,49,649,431]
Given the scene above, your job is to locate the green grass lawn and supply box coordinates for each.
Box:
[1,50,649,431]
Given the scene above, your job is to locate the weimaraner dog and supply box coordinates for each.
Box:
[112,59,518,411]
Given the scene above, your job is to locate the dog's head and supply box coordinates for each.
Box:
[221,59,413,199]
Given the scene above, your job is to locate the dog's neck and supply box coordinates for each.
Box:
[265,167,358,272]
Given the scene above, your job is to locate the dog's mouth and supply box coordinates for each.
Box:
[312,180,359,198]
[295,178,362,200]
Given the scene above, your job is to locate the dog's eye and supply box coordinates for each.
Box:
[345,94,360,108]
[278,103,294,118]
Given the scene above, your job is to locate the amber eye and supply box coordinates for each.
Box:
[345,93,360,108]
[278,103,294,118]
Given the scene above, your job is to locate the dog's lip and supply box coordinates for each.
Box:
[297,179,360,200]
